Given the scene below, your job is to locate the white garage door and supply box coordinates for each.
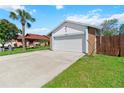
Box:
[53,34,85,52]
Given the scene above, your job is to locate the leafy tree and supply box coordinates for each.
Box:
[101,19,118,36]
[119,24,124,35]
[9,9,36,51]
[0,19,19,48]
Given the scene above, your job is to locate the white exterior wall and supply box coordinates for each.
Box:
[85,27,88,53]
[52,22,85,36]
[51,22,88,53]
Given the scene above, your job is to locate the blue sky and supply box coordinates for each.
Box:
[0,5,124,35]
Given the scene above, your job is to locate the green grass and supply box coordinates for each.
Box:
[0,46,50,56]
[43,54,124,88]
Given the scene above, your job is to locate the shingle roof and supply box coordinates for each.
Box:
[17,34,49,41]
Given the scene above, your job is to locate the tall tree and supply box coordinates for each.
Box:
[0,19,19,48]
[101,19,118,36]
[9,9,36,51]
[119,24,124,35]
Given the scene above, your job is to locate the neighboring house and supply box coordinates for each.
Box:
[0,40,16,48]
[48,20,100,54]
[15,33,50,47]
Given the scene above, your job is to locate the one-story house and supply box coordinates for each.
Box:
[48,20,100,54]
[15,33,50,47]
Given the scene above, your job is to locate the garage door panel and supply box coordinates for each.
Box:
[53,34,84,52]
[54,35,83,40]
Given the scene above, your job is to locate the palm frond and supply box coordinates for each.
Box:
[16,9,23,17]
[10,9,35,30]
[26,22,31,28]
[31,18,36,22]
[24,11,36,22]
[9,12,18,20]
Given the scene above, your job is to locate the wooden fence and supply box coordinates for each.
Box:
[96,36,124,57]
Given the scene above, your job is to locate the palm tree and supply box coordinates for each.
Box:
[9,9,36,51]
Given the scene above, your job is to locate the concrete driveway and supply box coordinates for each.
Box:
[0,50,82,88]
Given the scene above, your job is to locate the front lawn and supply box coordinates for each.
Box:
[43,55,124,88]
[0,46,50,56]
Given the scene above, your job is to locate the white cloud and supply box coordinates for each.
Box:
[109,13,124,24]
[26,28,50,35]
[29,9,36,15]
[66,9,104,26]
[88,8,102,14]
[66,9,124,26]
[0,5,36,15]
[0,5,25,11]
[56,5,64,10]
[32,9,36,13]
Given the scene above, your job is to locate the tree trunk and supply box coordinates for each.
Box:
[2,44,4,48]
[22,24,26,52]
[1,43,5,52]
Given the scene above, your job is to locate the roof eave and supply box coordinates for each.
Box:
[47,20,101,36]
